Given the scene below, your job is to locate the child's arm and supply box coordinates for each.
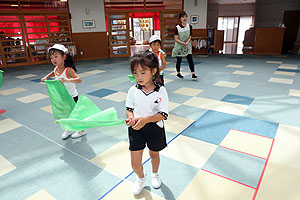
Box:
[60,68,82,83]
[160,53,166,72]
[126,110,136,126]
[159,48,167,58]
[41,71,54,82]
[132,113,165,130]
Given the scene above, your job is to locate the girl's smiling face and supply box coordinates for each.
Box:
[133,64,157,86]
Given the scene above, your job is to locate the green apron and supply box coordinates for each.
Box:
[172,24,192,57]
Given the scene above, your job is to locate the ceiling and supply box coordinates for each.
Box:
[209,0,255,4]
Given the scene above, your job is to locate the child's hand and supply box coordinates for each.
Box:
[132,117,147,130]
[125,117,137,127]
[41,77,47,82]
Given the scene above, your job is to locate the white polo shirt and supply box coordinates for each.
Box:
[126,83,168,127]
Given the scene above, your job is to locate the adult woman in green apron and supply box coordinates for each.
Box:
[172,11,198,80]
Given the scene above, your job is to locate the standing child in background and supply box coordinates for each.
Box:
[126,50,169,195]
[41,44,85,140]
[149,35,166,85]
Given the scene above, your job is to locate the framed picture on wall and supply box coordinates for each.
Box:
[190,15,199,24]
[82,20,96,28]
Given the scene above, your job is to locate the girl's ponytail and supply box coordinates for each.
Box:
[64,53,77,72]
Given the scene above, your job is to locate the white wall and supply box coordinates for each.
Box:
[184,0,207,29]
[68,0,106,33]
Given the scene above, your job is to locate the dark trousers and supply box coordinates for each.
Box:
[176,54,195,73]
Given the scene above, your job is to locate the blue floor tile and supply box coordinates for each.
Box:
[276,68,300,73]
[221,94,255,106]
[87,89,118,98]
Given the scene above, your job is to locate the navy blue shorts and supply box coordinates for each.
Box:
[128,122,167,151]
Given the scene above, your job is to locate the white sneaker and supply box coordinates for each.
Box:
[132,173,147,195]
[61,130,72,140]
[151,172,161,189]
[71,130,86,139]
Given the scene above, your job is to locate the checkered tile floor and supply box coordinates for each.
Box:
[1,54,300,200]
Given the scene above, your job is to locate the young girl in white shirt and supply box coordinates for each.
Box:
[126,50,169,195]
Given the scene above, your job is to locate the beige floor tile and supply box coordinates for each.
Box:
[16,93,48,103]
[183,97,248,116]
[102,180,165,200]
[164,114,195,134]
[25,189,56,200]
[220,129,273,159]
[77,70,105,77]
[255,161,300,200]
[232,70,253,76]
[15,74,37,79]
[173,87,203,96]
[270,124,300,168]
[214,81,240,88]
[226,64,244,68]
[274,71,296,76]
[0,87,27,96]
[103,91,127,102]
[266,61,282,64]
[91,141,149,178]
[168,101,180,111]
[289,89,300,97]
[164,78,173,84]
[161,135,217,168]
[278,64,298,70]
[40,105,53,113]
[177,170,255,200]
[268,77,293,84]
[255,124,300,199]
[0,154,16,176]
[0,118,22,134]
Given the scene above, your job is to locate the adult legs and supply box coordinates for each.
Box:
[186,54,195,74]
[176,56,182,73]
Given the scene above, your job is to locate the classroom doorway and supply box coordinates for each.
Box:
[218,16,253,54]
[129,12,160,56]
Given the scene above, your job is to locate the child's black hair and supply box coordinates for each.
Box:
[150,40,161,46]
[48,49,77,72]
[179,11,187,19]
[130,50,159,80]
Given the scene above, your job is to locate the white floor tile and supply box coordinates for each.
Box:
[233,70,253,76]
[226,64,244,68]
[214,81,240,88]
[268,77,293,84]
